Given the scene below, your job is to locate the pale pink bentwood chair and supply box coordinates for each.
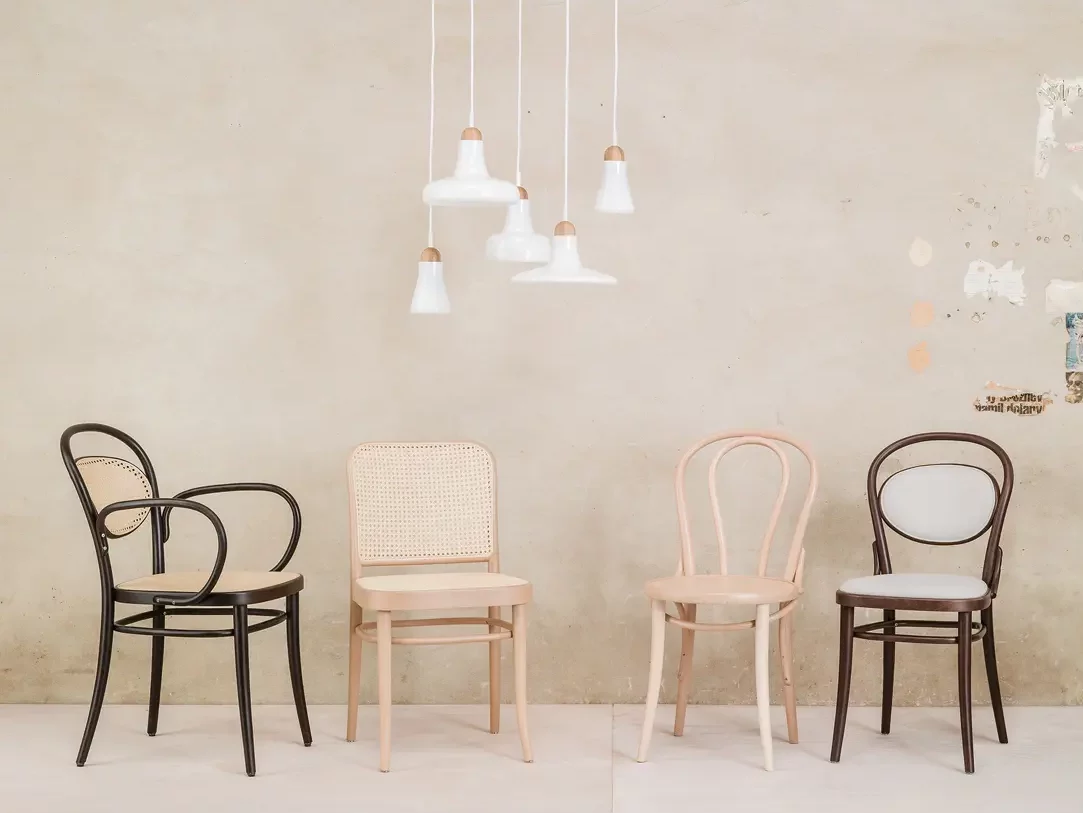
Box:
[345,442,533,772]
[637,431,818,771]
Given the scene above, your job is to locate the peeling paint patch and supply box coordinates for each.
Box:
[910,301,934,328]
[963,260,1025,305]
[1045,279,1083,313]
[907,341,930,372]
[908,237,933,267]
[1035,75,1083,178]
[974,383,1052,415]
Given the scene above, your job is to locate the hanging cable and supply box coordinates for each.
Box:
[612,0,619,145]
[469,0,476,128]
[427,0,436,246]
[515,0,523,187]
[563,0,570,222]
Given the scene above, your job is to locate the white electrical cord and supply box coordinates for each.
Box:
[469,0,476,128]
[427,0,436,246]
[612,0,619,145]
[515,0,523,187]
[562,0,570,222]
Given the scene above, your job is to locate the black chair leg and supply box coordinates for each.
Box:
[147,608,165,736]
[829,605,855,762]
[77,600,115,766]
[981,607,1008,744]
[881,609,895,735]
[958,612,975,774]
[233,605,257,777]
[286,593,313,746]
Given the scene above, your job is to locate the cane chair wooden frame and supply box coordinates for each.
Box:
[829,432,1013,774]
[345,441,532,772]
[60,423,311,777]
[637,430,818,771]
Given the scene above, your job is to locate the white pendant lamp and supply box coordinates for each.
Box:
[422,0,518,208]
[595,0,634,214]
[513,0,616,285]
[486,0,551,264]
[411,1,450,315]
[411,247,450,314]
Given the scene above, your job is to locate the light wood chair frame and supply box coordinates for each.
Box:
[344,441,532,772]
[637,430,818,771]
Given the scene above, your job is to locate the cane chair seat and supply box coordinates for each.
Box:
[353,572,531,611]
[115,571,303,606]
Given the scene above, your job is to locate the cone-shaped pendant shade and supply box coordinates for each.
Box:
[422,128,519,207]
[595,145,634,214]
[512,222,616,284]
[410,247,450,314]
[486,187,551,263]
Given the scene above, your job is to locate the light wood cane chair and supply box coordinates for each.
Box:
[637,430,817,771]
[345,442,533,771]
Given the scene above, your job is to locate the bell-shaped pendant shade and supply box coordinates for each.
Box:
[423,128,520,207]
[512,222,616,285]
[410,247,450,314]
[486,187,552,263]
[595,145,634,214]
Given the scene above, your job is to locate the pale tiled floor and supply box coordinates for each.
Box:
[1,704,1079,812]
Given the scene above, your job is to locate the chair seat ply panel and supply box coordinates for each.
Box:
[349,442,495,564]
[879,464,997,544]
[75,456,153,536]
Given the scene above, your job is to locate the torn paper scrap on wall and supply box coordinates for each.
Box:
[963,260,1026,305]
[973,385,1052,416]
[1066,313,1083,371]
[1035,75,1083,178]
[1067,373,1083,404]
[1045,279,1083,313]
[908,237,933,267]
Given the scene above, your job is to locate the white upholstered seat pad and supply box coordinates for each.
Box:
[116,571,300,594]
[839,573,989,600]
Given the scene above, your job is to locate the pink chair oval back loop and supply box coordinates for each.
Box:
[674,430,818,584]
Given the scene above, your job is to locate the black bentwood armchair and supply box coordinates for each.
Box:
[61,423,312,776]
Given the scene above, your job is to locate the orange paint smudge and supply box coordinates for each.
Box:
[908,341,931,372]
[910,301,935,328]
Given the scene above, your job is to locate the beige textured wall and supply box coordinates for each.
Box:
[2,0,1082,707]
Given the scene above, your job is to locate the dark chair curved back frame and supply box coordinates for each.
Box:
[60,423,311,777]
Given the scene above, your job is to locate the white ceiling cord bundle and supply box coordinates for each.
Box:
[410,0,449,314]
[595,0,634,214]
[486,0,551,264]
[513,0,617,284]
[422,0,518,207]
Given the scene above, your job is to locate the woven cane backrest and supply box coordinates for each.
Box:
[348,442,496,565]
[75,455,153,537]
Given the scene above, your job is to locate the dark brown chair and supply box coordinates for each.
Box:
[60,423,312,776]
[829,432,1012,773]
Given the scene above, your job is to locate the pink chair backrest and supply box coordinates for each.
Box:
[675,430,818,582]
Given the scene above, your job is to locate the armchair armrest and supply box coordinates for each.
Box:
[96,498,228,606]
[162,482,302,572]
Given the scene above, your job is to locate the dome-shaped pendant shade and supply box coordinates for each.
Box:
[410,247,450,314]
[423,128,520,207]
[512,221,616,285]
[595,145,634,214]
[486,187,552,263]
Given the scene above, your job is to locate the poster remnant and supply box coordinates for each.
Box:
[1067,373,1083,404]
[1045,279,1083,313]
[1035,76,1083,179]
[963,260,1026,305]
[1067,313,1083,371]
[973,382,1052,416]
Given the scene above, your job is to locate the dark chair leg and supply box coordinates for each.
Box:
[829,605,855,762]
[981,607,1008,744]
[76,600,115,766]
[286,593,313,746]
[881,609,895,735]
[233,605,257,777]
[147,608,165,736]
[958,612,975,774]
